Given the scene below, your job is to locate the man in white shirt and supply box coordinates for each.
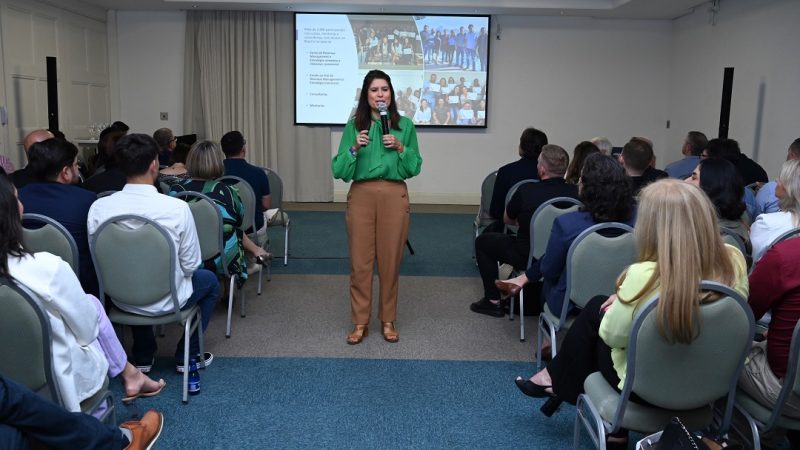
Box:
[87,133,220,373]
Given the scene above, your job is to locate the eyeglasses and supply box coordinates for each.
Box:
[170,137,178,143]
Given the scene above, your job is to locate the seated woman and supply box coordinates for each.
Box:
[158,142,191,188]
[0,174,164,413]
[496,153,636,317]
[751,159,800,263]
[513,179,748,448]
[564,141,600,185]
[169,140,269,285]
[685,157,751,253]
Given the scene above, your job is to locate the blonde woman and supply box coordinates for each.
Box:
[750,159,800,263]
[513,179,748,448]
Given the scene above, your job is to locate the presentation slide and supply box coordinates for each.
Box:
[295,13,490,128]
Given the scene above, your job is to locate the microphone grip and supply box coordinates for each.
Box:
[380,114,390,135]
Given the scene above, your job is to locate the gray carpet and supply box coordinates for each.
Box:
[144,274,537,364]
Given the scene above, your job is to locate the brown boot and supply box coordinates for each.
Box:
[121,409,164,450]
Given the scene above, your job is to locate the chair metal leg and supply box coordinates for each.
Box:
[225,275,235,338]
[550,324,558,359]
[182,319,190,403]
[575,394,607,450]
[240,284,246,318]
[257,265,263,295]
[283,222,290,266]
[536,315,545,370]
[519,290,525,342]
[197,310,204,362]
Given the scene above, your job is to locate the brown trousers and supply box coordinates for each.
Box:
[346,180,410,325]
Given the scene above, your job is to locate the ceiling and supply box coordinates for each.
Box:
[72,0,713,20]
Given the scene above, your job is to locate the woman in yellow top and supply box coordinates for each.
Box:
[513,179,748,448]
[332,70,422,345]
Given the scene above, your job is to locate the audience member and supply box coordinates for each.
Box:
[169,140,269,286]
[2,173,165,412]
[87,133,220,373]
[590,136,612,156]
[221,130,271,241]
[755,138,800,217]
[496,153,636,320]
[619,137,667,194]
[110,120,130,133]
[83,128,127,193]
[706,137,768,186]
[18,138,99,295]
[512,179,747,448]
[665,131,707,180]
[486,128,547,233]
[158,142,191,188]
[153,128,176,167]
[751,159,800,263]
[10,129,54,189]
[564,141,600,185]
[471,145,579,317]
[0,374,163,450]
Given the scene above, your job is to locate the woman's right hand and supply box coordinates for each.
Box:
[355,129,370,148]
[601,294,618,313]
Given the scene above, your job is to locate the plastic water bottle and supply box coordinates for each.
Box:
[188,358,201,395]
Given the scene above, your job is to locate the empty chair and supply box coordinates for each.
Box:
[265,167,290,266]
[574,282,754,449]
[472,170,497,258]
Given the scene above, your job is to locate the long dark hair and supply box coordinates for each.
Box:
[580,153,635,222]
[565,141,600,184]
[698,158,746,221]
[0,173,28,278]
[354,70,401,132]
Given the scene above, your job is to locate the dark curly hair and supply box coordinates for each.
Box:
[697,158,746,221]
[579,153,635,223]
[0,173,28,279]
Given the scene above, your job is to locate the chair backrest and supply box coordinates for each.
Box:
[529,197,584,262]
[90,215,182,321]
[97,190,115,198]
[614,281,754,432]
[478,170,498,218]
[21,213,80,276]
[562,222,635,321]
[264,168,284,211]
[766,227,800,251]
[217,175,256,232]
[504,178,538,234]
[172,191,226,272]
[720,227,748,258]
[0,279,60,403]
[761,285,800,430]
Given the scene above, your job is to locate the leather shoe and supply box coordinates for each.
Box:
[347,325,368,345]
[121,409,163,450]
[495,279,522,298]
[470,297,505,317]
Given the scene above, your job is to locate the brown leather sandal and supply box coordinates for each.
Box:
[382,322,399,343]
[347,325,368,345]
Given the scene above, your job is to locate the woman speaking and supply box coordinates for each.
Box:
[332,70,422,345]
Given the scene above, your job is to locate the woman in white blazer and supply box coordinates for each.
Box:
[1,173,164,412]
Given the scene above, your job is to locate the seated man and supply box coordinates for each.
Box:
[619,137,667,195]
[664,130,707,180]
[221,130,270,244]
[19,138,99,295]
[471,145,579,317]
[10,129,54,189]
[740,234,800,445]
[87,133,220,373]
[0,374,162,449]
[485,128,547,233]
[755,138,800,217]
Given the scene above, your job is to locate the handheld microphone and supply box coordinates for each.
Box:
[377,101,390,135]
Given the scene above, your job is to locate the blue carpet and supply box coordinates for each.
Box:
[266,211,478,277]
[114,357,589,449]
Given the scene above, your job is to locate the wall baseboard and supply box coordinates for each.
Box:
[334,190,479,205]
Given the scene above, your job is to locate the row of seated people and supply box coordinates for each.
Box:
[472,127,800,448]
[1,130,276,447]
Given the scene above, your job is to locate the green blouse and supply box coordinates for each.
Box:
[332,115,422,182]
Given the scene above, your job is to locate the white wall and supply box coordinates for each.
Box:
[114,10,185,136]
[667,0,800,179]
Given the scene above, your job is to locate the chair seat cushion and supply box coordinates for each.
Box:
[736,389,800,431]
[108,304,200,326]
[583,372,713,433]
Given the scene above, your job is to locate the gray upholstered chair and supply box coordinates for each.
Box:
[21,213,80,276]
[173,191,245,338]
[733,316,800,449]
[506,197,584,342]
[536,222,635,368]
[90,214,204,403]
[0,279,115,422]
[503,178,538,235]
[472,170,498,259]
[265,167,290,266]
[217,175,270,293]
[574,281,754,450]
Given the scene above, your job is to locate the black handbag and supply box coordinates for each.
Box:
[648,417,743,450]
